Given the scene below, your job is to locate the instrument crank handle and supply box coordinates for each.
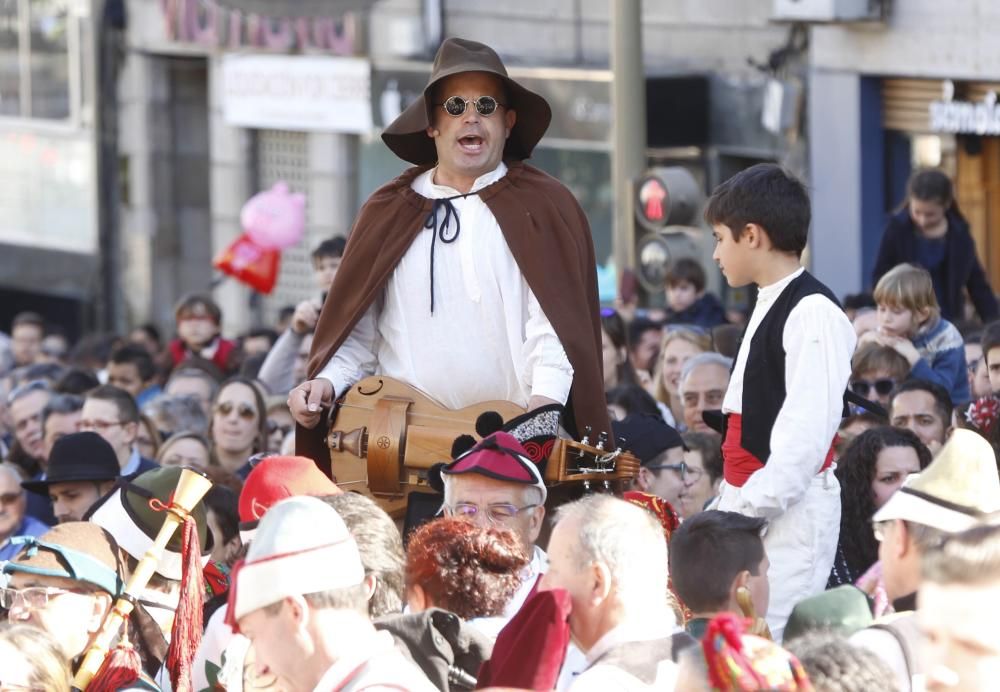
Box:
[328,427,367,458]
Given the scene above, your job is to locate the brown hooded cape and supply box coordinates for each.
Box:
[296,161,611,473]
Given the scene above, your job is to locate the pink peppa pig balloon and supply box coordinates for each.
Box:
[241,181,306,250]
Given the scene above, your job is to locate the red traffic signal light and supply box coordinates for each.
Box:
[634,167,701,233]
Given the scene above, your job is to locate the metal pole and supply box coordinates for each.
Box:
[611,0,646,282]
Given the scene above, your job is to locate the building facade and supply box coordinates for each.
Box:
[115,0,803,336]
[809,0,1000,301]
[0,0,101,339]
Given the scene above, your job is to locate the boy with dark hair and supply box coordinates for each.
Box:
[664,257,727,328]
[669,510,769,640]
[168,293,240,375]
[981,319,1000,394]
[108,344,160,406]
[311,235,347,296]
[706,163,856,640]
[258,237,346,396]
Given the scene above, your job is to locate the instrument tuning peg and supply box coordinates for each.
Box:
[581,426,592,445]
[596,431,608,451]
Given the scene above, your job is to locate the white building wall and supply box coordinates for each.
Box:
[812,0,1000,79]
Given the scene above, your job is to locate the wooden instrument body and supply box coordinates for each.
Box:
[326,377,639,517]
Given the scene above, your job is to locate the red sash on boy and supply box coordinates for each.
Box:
[722,413,836,487]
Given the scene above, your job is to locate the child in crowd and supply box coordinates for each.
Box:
[849,341,910,411]
[863,262,969,404]
[980,320,1000,395]
[663,257,727,328]
[257,236,346,397]
[168,293,241,375]
[669,510,769,640]
[707,163,856,641]
[107,343,161,407]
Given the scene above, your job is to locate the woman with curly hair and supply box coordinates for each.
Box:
[827,426,932,587]
[405,517,529,639]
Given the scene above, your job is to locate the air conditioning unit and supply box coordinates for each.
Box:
[772,0,883,22]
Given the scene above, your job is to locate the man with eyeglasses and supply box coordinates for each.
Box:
[612,413,688,512]
[80,385,158,477]
[678,352,733,434]
[290,37,608,469]
[434,432,547,623]
[0,464,47,562]
[1,522,161,690]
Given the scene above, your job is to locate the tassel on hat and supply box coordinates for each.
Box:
[166,514,204,692]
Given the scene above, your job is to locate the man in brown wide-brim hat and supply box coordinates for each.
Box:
[289,37,610,474]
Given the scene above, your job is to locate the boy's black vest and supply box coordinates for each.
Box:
[733,270,850,464]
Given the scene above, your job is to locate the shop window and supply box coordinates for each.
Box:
[0,0,74,121]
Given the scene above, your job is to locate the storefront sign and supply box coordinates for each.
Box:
[222,54,372,133]
[159,0,357,55]
[929,80,1000,136]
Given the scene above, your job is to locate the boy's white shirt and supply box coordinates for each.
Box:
[722,268,856,518]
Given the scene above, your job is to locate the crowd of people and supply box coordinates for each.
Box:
[1,36,1000,692]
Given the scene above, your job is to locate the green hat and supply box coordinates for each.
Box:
[2,522,126,597]
[88,466,213,580]
[783,585,874,642]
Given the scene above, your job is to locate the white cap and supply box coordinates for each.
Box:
[230,496,364,622]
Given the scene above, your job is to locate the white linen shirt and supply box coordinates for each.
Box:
[318,163,573,409]
[722,268,856,519]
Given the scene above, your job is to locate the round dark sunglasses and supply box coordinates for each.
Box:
[438,95,505,117]
[850,378,896,398]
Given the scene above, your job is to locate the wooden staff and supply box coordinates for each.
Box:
[72,467,213,691]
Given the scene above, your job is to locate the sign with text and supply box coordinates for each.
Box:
[222,54,372,133]
[929,80,1000,136]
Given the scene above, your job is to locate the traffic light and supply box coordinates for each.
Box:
[633,167,705,296]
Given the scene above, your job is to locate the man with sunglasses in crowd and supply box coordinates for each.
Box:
[290,37,609,466]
